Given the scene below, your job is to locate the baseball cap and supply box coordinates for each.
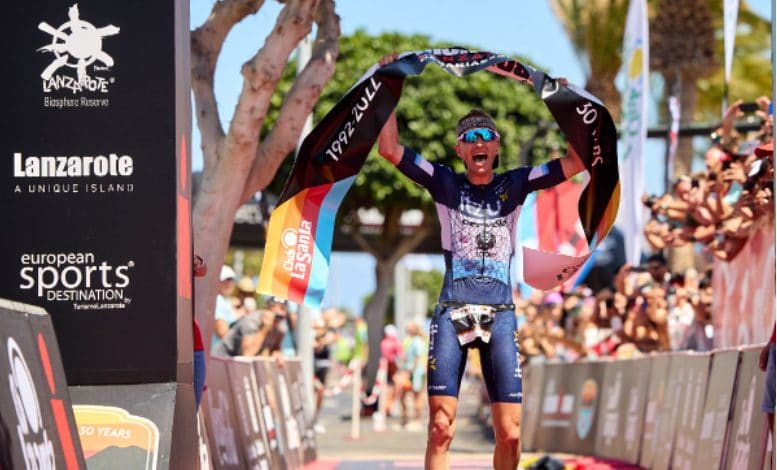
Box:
[220,265,236,282]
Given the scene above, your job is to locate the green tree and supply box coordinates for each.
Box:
[411,269,444,315]
[268,31,566,388]
[693,1,772,122]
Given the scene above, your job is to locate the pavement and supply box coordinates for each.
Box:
[305,371,644,470]
[309,375,496,468]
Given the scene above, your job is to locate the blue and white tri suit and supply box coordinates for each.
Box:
[396,147,566,403]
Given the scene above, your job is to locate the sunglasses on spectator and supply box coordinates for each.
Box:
[458,128,500,143]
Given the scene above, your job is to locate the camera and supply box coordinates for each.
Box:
[738,102,759,113]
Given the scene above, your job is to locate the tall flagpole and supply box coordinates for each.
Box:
[295,35,315,417]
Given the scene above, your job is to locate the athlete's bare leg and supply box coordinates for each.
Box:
[425,395,458,470]
[491,402,522,470]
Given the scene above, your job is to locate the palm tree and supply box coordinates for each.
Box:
[694,1,773,122]
[549,0,630,122]
[650,0,717,271]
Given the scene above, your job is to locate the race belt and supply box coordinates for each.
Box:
[448,304,498,346]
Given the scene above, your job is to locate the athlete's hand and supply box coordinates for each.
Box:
[379,53,399,67]
[556,77,569,87]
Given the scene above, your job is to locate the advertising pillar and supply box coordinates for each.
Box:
[0,1,194,467]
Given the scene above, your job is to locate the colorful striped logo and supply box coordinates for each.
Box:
[258,176,355,307]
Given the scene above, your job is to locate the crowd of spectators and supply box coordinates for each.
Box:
[643,98,774,261]
[515,96,774,365]
[515,253,716,363]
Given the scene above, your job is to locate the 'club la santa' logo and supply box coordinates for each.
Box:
[38,4,119,94]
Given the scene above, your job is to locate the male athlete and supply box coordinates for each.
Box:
[377,54,585,470]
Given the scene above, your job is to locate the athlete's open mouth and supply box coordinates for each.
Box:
[473,153,488,163]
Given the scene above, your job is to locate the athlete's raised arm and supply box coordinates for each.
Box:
[376,53,405,166]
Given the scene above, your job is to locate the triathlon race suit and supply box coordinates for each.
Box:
[396,147,565,403]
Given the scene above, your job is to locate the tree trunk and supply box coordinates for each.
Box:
[190,0,340,355]
[669,77,698,272]
[362,260,396,391]
[349,207,433,391]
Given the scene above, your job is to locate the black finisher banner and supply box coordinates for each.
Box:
[0,2,192,384]
[262,48,619,305]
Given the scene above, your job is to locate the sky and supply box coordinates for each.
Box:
[190,0,774,314]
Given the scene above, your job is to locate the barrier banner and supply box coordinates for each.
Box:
[0,299,86,469]
[521,362,546,451]
[692,350,740,470]
[652,355,695,470]
[282,359,318,464]
[712,225,775,347]
[253,359,288,468]
[639,354,670,469]
[594,357,651,463]
[202,358,246,469]
[0,0,193,388]
[269,360,304,469]
[670,353,712,470]
[225,359,273,470]
[69,381,196,470]
[197,411,213,470]
[535,360,604,454]
[725,347,768,470]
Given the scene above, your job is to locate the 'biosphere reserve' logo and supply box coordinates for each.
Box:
[38,4,119,108]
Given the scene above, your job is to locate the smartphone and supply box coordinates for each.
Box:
[739,102,759,113]
[748,159,764,178]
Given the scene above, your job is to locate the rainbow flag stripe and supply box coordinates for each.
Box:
[258,176,355,307]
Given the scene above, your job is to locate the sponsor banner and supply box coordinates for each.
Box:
[725,347,769,470]
[197,411,214,470]
[534,360,604,454]
[651,354,706,470]
[712,225,775,348]
[225,359,273,470]
[0,1,192,385]
[594,357,651,463]
[282,359,318,464]
[68,382,194,470]
[259,358,303,469]
[521,362,546,451]
[639,353,670,469]
[0,299,86,469]
[692,350,740,470]
[652,355,687,470]
[671,353,712,470]
[252,359,287,468]
[201,358,246,470]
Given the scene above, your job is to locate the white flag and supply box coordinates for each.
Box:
[723,0,740,86]
[617,0,649,265]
